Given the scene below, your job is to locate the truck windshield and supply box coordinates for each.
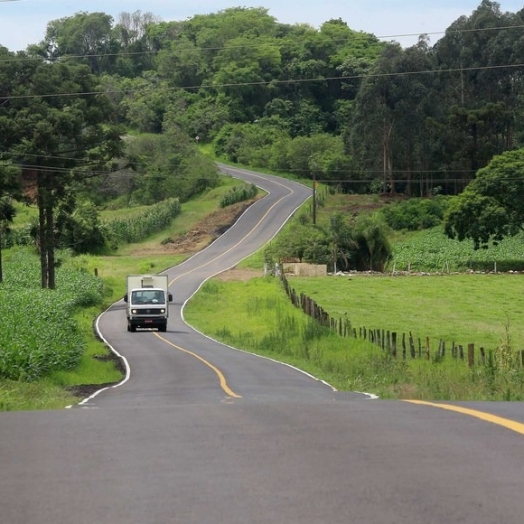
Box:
[131,290,165,304]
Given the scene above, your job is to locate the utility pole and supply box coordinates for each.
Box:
[312,168,317,225]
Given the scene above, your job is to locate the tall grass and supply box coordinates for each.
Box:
[185,275,524,400]
[219,183,257,207]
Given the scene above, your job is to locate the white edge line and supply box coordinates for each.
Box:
[68,302,131,408]
[67,167,272,408]
[67,166,377,406]
[178,192,379,401]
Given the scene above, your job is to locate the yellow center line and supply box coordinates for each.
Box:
[154,173,303,400]
[168,181,295,286]
[154,332,242,399]
[404,400,524,436]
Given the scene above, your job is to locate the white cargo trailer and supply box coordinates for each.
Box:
[124,274,172,332]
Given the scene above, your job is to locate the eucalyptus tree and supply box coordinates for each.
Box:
[433,1,524,183]
[349,43,405,193]
[34,12,118,75]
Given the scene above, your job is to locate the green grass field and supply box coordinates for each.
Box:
[285,273,524,351]
[184,275,524,401]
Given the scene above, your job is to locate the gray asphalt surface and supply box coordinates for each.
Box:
[1,165,524,524]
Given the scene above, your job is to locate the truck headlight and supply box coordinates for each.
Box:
[131,309,137,314]
[160,309,165,314]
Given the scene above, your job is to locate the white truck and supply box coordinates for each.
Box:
[124,274,173,332]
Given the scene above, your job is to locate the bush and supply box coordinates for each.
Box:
[380,196,452,231]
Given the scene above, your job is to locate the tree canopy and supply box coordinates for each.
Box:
[444,149,524,249]
[2,1,524,265]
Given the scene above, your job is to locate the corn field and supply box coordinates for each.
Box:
[0,249,103,381]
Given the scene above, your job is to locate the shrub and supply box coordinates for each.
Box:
[380,196,452,231]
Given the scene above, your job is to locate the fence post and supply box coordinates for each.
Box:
[392,332,397,358]
[426,337,430,360]
[402,333,406,359]
[468,344,475,367]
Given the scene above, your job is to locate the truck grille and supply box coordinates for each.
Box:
[136,308,165,315]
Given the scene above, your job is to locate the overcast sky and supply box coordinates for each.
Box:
[1,0,523,52]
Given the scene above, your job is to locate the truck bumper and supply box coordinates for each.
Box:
[127,317,168,332]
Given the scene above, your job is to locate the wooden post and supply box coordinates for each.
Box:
[459,345,464,360]
[402,333,406,359]
[480,347,485,365]
[426,337,430,360]
[468,343,475,367]
[392,332,397,358]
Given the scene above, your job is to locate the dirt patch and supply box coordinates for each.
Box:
[129,200,258,257]
[215,268,264,281]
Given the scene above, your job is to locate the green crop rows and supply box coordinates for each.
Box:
[0,249,103,381]
[392,227,524,272]
[103,198,181,245]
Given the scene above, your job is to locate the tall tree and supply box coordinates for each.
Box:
[1,58,123,288]
[37,12,118,74]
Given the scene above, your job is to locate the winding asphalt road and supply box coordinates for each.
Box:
[1,165,524,523]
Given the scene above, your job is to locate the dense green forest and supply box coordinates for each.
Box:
[1,0,524,280]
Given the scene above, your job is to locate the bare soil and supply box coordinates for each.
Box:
[130,200,257,257]
[127,199,265,281]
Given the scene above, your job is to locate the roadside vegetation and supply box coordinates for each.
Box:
[0,176,253,411]
[184,275,524,401]
[3,2,524,409]
[3,175,524,409]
